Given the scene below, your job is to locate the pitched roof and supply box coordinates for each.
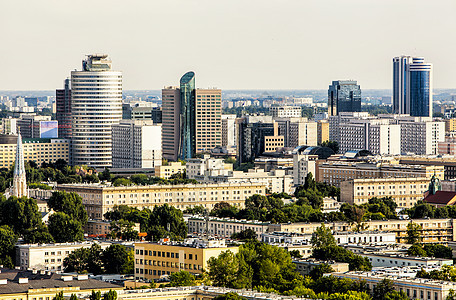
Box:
[424,191,456,205]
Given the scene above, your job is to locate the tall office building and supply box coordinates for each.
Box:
[393,56,433,117]
[56,78,72,139]
[71,54,122,168]
[328,80,361,116]
[162,72,221,161]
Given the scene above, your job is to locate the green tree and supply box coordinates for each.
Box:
[103,290,117,300]
[169,270,196,287]
[406,222,422,244]
[23,224,55,244]
[102,245,134,274]
[48,212,84,243]
[64,244,103,274]
[89,290,102,300]
[311,224,336,250]
[0,196,42,235]
[48,191,88,225]
[112,177,132,187]
[407,244,427,257]
[208,250,240,288]
[384,291,409,300]
[0,225,17,268]
[373,279,395,300]
[99,168,112,182]
[147,204,187,241]
[109,219,139,241]
[320,140,339,154]
[231,229,257,241]
[53,292,65,300]
[310,263,334,279]
[70,294,78,300]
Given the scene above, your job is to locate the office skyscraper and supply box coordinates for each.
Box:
[56,78,72,139]
[71,54,122,168]
[328,80,361,116]
[162,72,221,161]
[393,56,433,117]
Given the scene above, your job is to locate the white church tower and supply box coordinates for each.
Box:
[12,132,27,198]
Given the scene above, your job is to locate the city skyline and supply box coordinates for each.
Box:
[1,0,455,91]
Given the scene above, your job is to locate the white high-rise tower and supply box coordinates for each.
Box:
[71,54,122,168]
[12,133,27,198]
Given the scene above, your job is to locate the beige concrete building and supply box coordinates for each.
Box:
[186,155,232,180]
[269,218,456,244]
[340,177,430,208]
[154,162,186,179]
[161,87,181,161]
[293,259,349,276]
[317,160,444,187]
[399,156,456,180]
[0,135,70,169]
[195,89,222,153]
[334,270,456,300]
[270,106,301,118]
[84,219,140,236]
[274,118,318,148]
[445,118,456,133]
[293,154,318,186]
[264,135,284,152]
[134,239,238,280]
[317,120,329,144]
[16,242,113,272]
[206,168,293,194]
[187,216,270,239]
[56,182,266,220]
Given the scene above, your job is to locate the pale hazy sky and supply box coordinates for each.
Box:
[1,0,455,91]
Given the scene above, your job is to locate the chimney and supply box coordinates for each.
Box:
[18,278,28,284]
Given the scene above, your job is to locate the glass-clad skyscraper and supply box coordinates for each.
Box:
[393,56,432,117]
[179,71,196,160]
[328,80,361,116]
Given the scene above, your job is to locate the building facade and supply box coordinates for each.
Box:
[270,106,302,118]
[71,54,122,168]
[393,56,433,117]
[134,239,238,280]
[328,80,361,116]
[55,78,72,139]
[56,182,266,220]
[154,162,186,179]
[187,216,269,239]
[340,177,430,208]
[112,120,162,169]
[221,114,236,150]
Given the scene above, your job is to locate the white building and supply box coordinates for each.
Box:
[186,155,232,180]
[17,241,114,271]
[187,216,270,239]
[274,118,318,148]
[112,120,162,169]
[208,168,294,194]
[269,106,301,118]
[292,153,317,186]
[360,253,453,268]
[71,54,122,168]
[221,114,236,150]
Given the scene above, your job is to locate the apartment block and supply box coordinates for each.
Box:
[0,134,70,169]
[195,89,222,153]
[221,114,236,149]
[154,162,186,179]
[112,120,162,169]
[269,218,456,244]
[134,239,238,280]
[17,242,113,271]
[17,115,57,139]
[317,160,444,187]
[186,155,232,180]
[399,156,456,180]
[187,216,270,239]
[269,106,301,118]
[56,182,266,220]
[274,118,317,148]
[317,120,329,144]
[84,219,140,236]
[293,153,317,186]
[340,177,430,208]
[445,118,456,133]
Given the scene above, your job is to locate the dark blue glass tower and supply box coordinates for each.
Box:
[328,80,361,116]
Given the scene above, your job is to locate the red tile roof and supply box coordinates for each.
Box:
[424,191,456,205]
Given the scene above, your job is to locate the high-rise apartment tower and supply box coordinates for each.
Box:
[71,54,122,168]
[56,78,72,139]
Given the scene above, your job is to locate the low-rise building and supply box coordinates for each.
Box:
[340,177,430,208]
[0,135,70,169]
[84,219,141,236]
[269,218,456,244]
[16,242,113,271]
[333,269,456,300]
[154,162,186,179]
[322,197,341,213]
[261,231,395,245]
[206,168,293,194]
[187,216,269,239]
[360,253,453,268]
[186,155,232,180]
[0,269,122,300]
[134,239,239,280]
[293,259,349,276]
[57,182,266,220]
[270,106,302,118]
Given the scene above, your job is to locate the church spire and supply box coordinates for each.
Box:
[12,132,27,198]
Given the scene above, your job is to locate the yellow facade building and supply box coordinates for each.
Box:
[56,182,266,220]
[134,239,238,280]
[317,120,329,144]
[340,177,430,208]
[0,135,69,169]
[154,162,186,179]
